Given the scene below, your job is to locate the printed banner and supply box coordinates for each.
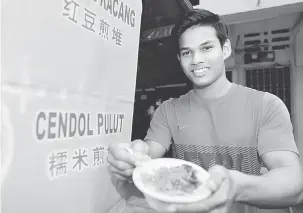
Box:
[1,0,142,213]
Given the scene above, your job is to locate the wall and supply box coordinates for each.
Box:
[226,12,303,212]
[228,13,303,144]
[292,20,303,162]
[227,13,303,146]
[227,13,298,83]
[292,19,303,213]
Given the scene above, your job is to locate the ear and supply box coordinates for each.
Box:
[223,39,232,60]
[177,53,180,62]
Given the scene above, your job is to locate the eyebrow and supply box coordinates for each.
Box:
[179,40,214,51]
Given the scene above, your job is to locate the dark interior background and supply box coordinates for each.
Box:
[132,0,195,142]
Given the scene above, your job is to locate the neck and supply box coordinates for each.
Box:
[193,74,232,100]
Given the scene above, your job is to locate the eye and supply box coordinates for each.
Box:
[181,51,191,56]
[201,46,213,51]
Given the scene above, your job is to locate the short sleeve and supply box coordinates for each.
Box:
[257,92,299,156]
[144,99,173,151]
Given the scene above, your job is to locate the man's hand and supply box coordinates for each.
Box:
[107,140,149,182]
[171,165,237,213]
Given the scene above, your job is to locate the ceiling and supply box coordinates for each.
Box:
[140,0,197,31]
[136,0,195,89]
[221,1,303,24]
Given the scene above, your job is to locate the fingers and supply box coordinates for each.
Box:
[107,153,135,181]
[108,164,134,177]
[106,141,150,183]
[110,170,129,181]
[109,145,137,166]
[172,165,231,213]
[203,165,230,208]
[110,170,133,183]
[131,139,150,154]
[107,153,134,170]
[172,180,229,213]
[107,142,137,182]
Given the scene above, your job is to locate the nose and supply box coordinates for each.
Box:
[191,51,204,65]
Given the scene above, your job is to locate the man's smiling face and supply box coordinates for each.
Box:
[177,25,231,89]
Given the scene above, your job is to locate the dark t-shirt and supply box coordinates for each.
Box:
[145,83,298,213]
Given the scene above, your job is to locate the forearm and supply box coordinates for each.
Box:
[145,140,167,159]
[231,166,303,208]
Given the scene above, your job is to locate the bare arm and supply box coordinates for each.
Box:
[144,139,167,159]
[232,93,303,208]
[144,99,174,159]
[233,150,303,208]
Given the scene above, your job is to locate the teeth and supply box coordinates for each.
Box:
[194,68,208,72]
[193,68,208,76]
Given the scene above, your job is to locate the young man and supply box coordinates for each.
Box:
[107,9,303,213]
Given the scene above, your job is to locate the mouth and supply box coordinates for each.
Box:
[192,67,209,77]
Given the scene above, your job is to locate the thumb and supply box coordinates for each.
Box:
[206,165,228,192]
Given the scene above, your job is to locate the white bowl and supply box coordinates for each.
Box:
[132,158,212,212]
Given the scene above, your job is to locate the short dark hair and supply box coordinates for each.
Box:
[171,9,228,52]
